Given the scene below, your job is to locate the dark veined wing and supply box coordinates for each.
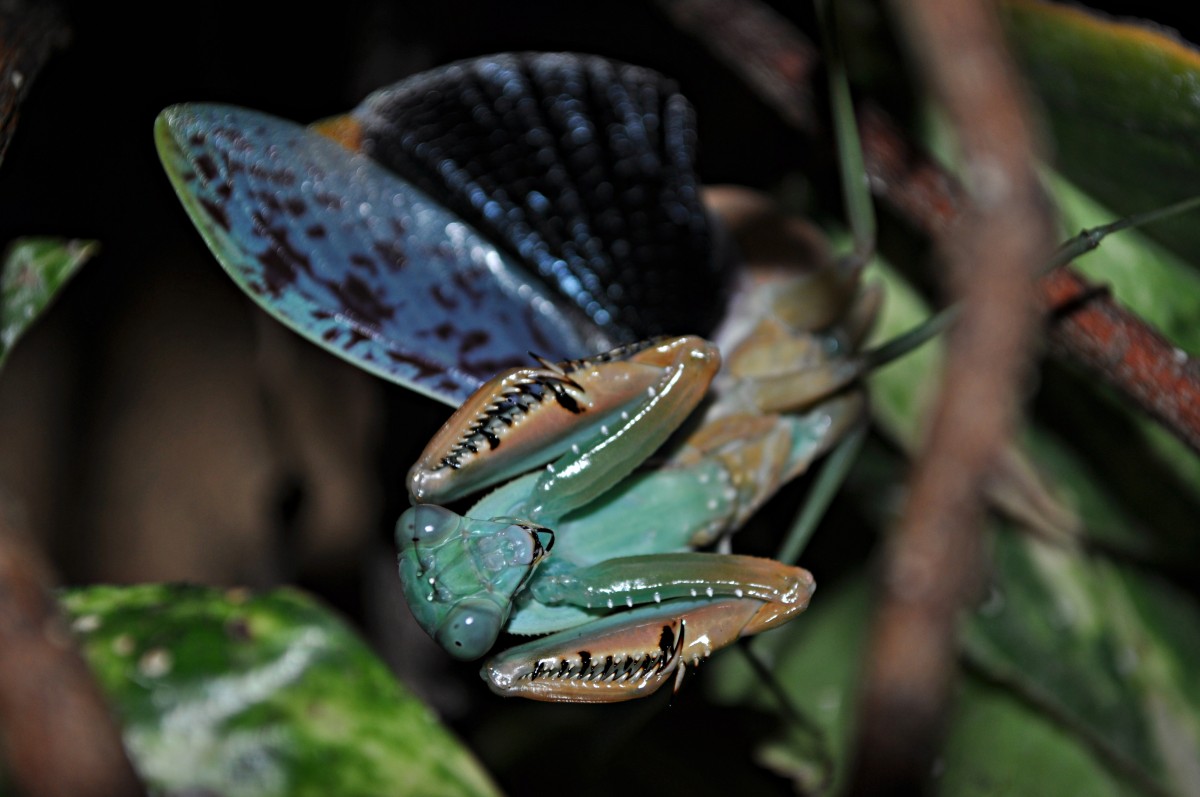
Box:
[350,52,731,342]
[155,104,611,407]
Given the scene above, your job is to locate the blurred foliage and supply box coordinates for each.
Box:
[0,237,94,370]
[1004,0,1200,263]
[62,585,501,797]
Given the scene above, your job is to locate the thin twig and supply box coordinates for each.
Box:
[846,0,1054,790]
[1047,195,1200,272]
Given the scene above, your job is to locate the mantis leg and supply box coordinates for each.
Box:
[670,391,866,541]
[407,335,719,511]
[529,552,814,611]
[523,336,720,522]
[483,552,814,702]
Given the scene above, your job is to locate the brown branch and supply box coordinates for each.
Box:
[1041,268,1200,451]
[655,0,820,133]
[858,106,964,236]
[0,1,69,166]
[0,509,145,797]
[845,1,1053,791]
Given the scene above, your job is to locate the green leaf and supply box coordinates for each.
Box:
[937,676,1137,797]
[964,529,1200,795]
[62,584,502,797]
[1004,0,1200,262]
[861,259,944,452]
[707,567,1153,795]
[0,237,97,370]
[864,257,1083,544]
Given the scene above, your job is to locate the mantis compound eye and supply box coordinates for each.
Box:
[437,599,504,660]
[396,505,553,661]
[405,503,460,544]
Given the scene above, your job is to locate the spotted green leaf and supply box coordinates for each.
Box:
[964,529,1200,796]
[0,237,96,371]
[63,584,502,797]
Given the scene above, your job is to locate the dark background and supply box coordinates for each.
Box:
[1,2,1196,794]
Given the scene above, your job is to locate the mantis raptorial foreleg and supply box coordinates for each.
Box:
[406,335,720,519]
[484,556,815,703]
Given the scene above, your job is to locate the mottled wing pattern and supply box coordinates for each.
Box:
[155,105,609,406]
[352,53,730,342]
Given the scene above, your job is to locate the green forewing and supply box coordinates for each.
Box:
[155,104,605,407]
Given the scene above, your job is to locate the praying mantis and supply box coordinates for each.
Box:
[156,51,883,702]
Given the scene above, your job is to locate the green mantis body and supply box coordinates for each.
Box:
[398,222,875,702]
[152,50,882,704]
